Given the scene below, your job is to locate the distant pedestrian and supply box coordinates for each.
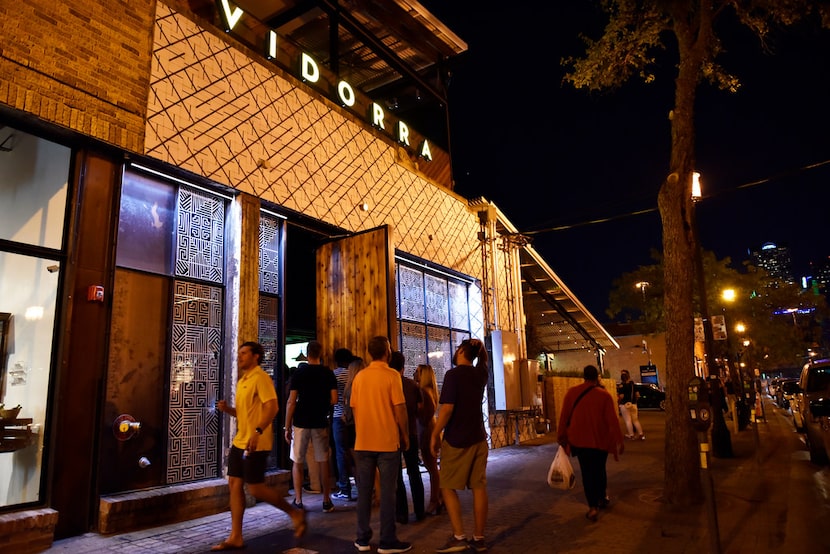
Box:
[212,342,306,551]
[617,370,644,440]
[414,363,442,515]
[351,336,412,554]
[332,347,357,500]
[284,340,338,513]
[432,338,489,553]
[391,351,425,523]
[557,364,625,522]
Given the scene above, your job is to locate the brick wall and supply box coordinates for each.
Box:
[0,508,58,554]
[0,0,153,152]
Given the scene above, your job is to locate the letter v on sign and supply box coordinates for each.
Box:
[220,0,244,31]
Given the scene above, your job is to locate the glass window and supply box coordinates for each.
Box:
[0,128,69,250]
[116,170,175,274]
[396,260,473,386]
[399,265,425,322]
[0,251,60,507]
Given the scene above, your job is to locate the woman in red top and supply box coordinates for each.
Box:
[557,364,625,522]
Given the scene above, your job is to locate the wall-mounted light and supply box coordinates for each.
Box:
[358,202,369,212]
[25,306,44,320]
[691,171,702,200]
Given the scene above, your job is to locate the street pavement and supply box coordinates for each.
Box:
[49,395,830,553]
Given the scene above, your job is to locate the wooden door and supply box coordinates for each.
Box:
[316,225,397,363]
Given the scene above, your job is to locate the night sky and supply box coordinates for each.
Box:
[419,3,830,321]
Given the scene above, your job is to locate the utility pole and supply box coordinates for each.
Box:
[691,172,733,458]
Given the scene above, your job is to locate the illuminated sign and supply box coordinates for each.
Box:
[216,0,432,161]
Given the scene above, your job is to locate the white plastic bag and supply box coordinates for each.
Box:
[547,446,575,490]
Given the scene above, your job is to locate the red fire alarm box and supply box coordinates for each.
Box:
[87,285,104,302]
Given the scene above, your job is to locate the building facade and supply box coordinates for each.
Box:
[0,1,615,550]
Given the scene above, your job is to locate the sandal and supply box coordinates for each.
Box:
[293,509,307,538]
[211,541,247,551]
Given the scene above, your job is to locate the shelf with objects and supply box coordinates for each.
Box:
[0,414,34,453]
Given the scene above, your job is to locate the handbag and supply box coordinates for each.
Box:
[547,445,575,490]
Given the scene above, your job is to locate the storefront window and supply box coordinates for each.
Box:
[0,128,69,249]
[0,127,69,508]
[396,261,471,385]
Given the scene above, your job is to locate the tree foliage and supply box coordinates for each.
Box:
[564,0,829,506]
[608,251,829,371]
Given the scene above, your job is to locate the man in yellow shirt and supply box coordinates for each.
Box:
[212,342,306,551]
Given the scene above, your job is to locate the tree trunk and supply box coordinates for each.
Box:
[658,35,705,506]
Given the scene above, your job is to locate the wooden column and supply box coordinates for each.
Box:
[238,193,260,345]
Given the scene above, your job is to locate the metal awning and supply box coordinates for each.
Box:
[492,205,619,357]
[519,246,619,356]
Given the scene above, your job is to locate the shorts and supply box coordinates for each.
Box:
[290,426,330,463]
[438,439,488,490]
[227,445,268,484]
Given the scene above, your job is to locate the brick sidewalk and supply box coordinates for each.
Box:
[49,398,830,553]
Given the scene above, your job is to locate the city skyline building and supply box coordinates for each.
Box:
[749,242,795,286]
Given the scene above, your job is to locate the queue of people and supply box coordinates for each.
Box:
[212,337,490,553]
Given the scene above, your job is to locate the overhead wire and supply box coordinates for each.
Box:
[522,157,830,236]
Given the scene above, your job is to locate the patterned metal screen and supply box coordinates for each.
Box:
[175,187,224,282]
[259,215,280,294]
[168,280,222,483]
[166,184,226,484]
[258,295,279,377]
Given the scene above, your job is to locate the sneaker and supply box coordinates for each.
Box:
[292,499,304,510]
[468,538,487,552]
[378,540,412,553]
[333,491,351,500]
[436,536,469,553]
[354,539,371,552]
[639,434,646,441]
[323,500,335,513]
[598,496,611,509]
[303,484,322,494]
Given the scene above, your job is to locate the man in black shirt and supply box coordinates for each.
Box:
[285,340,338,512]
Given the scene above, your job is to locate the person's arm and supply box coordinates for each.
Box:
[394,402,409,451]
[247,397,278,452]
[430,402,454,457]
[330,388,338,406]
[284,389,298,443]
[216,399,237,418]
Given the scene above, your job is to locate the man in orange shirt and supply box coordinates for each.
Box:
[350,336,411,554]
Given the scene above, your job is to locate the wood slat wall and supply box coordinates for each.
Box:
[316,226,397,365]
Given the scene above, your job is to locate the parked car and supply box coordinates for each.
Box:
[635,383,666,411]
[797,359,830,464]
[791,389,805,432]
[778,379,800,409]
